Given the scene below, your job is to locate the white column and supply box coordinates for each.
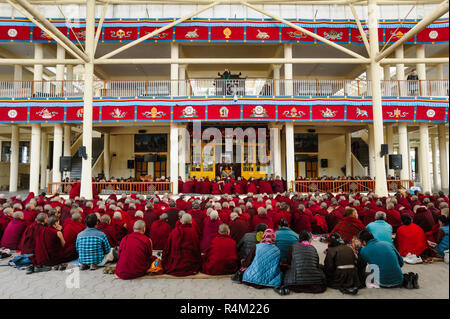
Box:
[383,65,390,95]
[179,64,187,96]
[345,132,352,176]
[103,133,110,180]
[280,127,286,179]
[178,124,186,181]
[438,125,449,191]
[63,125,71,156]
[273,64,282,96]
[436,64,444,96]
[386,125,394,177]
[171,43,179,97]
[56,44,65,96]
[431,135,440,191]
[66,64,74,94]
[40,131,48,189]
[416,45,427,96]
[270,125,282,178]
[9,125,19,193]
[398,123,410,180]
[368,125,375,179]
[170,123,179,194]
[368,0,388,196]
[395,46,405,95]
[52,124,63,183]
[80,0,95,199]
[285,123,295,191]
[14,65,23,91]
[418,123,431,193]
[33,43,43,88]
[284,44,293,96]
[29,123,41,194]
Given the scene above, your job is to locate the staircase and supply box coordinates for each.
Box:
[70,137,104,180]
[351,137,369,170]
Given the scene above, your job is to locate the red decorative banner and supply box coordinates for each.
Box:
[173,105,206,120]
[30,107,64,121]
[175,26,208,41]
[137,105,171,120]
[140,27,173,41]
[312,105,345,120]
[0,26,31,41]
[32,26,67,41]
[350,29,383,44]
[211,26,245,41]
[278,105,310,120]
[281,27,315,42]
[415,106,447,122]
[68,27,86,41]
[383,28,414,43]
[207,104,241,120]
[101,106,135,121]
[103,27,138,41]
[243,104,276,119]
[382,105,414,121]
[0,107,28,122]
[246,27,279,41]
[317,27,349,42]
[346,105,373,121]
[66,106,100,122]
[416,27,449,43]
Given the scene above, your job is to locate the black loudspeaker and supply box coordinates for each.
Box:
[60,156,72,172]
[380,144,389,157]
[127,160,135,169]
[389,154,402,170]
[78,146,87,160]
[321,159,328,168]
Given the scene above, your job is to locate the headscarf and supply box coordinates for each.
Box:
[260,229,276,244]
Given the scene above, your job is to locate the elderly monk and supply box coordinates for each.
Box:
[62,212,85,261]
[150,213,171,250]
[331,207,366,244]
[0,207,13,239]
[162,213,202,276]
[19,213,48,255]
[115,220,156,280]
[202,224,239,275]
[1,211,27,250]
[30,216,67,271]
[200,210,222,252]
[98,214,117,248]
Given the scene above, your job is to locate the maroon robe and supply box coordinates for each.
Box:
[150,219,171,250]
[115,232,156,280]
[200,218,222,252]
[62,220,85,260]
[229,218,249,244]
[31,226,65,266]
[162,223,202,276]
[331,216,366,243]
[19,222,46,254]
[0,219,27,250]
[0,214,12,239]
[98,222,117,247]
[252,214,274,231]
[202,234,239,275]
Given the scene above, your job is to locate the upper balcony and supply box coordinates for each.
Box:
[0,79,448,99]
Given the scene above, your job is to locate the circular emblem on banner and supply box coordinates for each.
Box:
[8,109,18,118]
[429,30,438,40]
[426,109,436,118]
[8,28,18,38]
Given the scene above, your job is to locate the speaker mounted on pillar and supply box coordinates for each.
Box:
[320,159,328,168]
[389,154,402,170]
[380,144,389,157]
[127,160,135,169]
[78,146,87,160]
[60,156,72,172]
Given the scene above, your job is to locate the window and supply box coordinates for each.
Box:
[1,141,30,163]
[134,134,167,153]
[294,134,318,153]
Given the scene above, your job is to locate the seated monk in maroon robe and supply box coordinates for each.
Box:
[162,213,202,276]
[112,212,128,242]
[1,211,27,250]
[115,220,156,280]
[150,213,171,250]
[97,214,118,247]
[331,207,366,243]
[200,211,222,252]
[19,213,48,255]
[202,224,239,275]
[31,216,67,267]
[62,212,85,260]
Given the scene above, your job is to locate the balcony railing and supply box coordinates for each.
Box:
[0,79,448,98]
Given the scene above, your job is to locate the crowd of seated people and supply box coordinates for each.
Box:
[0,189,448,295]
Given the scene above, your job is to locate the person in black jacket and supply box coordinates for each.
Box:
[283,231,327,293]
[237,223,268,260]
[407,69,419,96]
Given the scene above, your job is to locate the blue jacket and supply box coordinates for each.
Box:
[275,227,299,264]
[367,220,393,245]
[243,243,282,287]
[360,238,404,287]
[436,225,449,256]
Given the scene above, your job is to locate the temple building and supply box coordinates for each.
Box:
[0,0,448,198]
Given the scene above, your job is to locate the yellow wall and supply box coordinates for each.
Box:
[318,134,346,177]
[0,162,30,191]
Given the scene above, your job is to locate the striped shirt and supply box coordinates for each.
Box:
[76,227,111,265]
